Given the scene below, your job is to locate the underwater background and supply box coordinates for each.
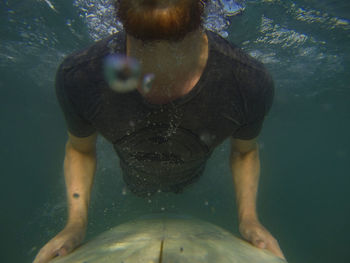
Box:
[1,0,349,262]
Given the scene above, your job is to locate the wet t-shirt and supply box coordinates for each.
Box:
[56,31,274,196]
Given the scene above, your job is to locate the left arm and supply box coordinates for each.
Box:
[230,137,285,259]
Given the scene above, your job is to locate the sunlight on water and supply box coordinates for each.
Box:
[69,0,349,97]
[236,0,349,96]
[73,0,246,40]
[2,0,348,95]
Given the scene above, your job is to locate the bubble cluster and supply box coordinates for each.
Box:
[104,54,141,93]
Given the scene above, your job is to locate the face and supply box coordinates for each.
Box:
[115,0,208,41]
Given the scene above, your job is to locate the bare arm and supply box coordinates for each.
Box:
[64,132,97,227]
[230,137,285,259]
[34,132,97,263]
[230,138,260,222]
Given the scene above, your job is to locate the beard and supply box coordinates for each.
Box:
[115,0,207,41]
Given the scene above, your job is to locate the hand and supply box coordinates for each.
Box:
[239,218,285,260]
[33,222,86,263]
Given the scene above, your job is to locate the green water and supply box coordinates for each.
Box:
[1,1,349,262]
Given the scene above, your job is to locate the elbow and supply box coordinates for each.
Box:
[65,140,96,157]
[230,143,259,162]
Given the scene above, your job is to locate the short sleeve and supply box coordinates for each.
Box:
[233,70,274,140]
[55,62,96,137]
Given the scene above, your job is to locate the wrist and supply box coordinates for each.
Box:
[66,219,87,230]
[67,212,88,229]
[238,210,258,224]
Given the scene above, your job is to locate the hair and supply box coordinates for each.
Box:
[114,0,208,41]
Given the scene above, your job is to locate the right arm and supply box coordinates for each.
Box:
[34,132,97,263]
[64,132,97,229]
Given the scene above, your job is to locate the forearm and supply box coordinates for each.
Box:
[230,142,260,222]
[64,141,96,227]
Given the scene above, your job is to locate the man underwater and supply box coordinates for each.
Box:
[34,0,285,262]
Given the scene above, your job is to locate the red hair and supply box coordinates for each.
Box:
[115,0,208,41]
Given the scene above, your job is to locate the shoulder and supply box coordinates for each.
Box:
[207,30,271,88]
[56,31,126,99]
[58,31,126,82]
[207,31,274,120]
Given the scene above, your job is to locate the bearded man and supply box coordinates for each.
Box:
[34,0,285,262]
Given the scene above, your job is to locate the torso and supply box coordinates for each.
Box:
[57,30,273,196]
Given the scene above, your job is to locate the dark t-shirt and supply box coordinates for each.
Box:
[56,31,274,196]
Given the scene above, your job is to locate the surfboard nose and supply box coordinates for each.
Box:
[51,217,287,263]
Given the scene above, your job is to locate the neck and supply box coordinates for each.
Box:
[126,29,209,104]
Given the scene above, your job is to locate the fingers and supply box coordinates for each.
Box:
[33,246,57,263]
[57,245,71,257]
[33,224,86,263]
[242,227,266,248]
[239,220,286,260]
[252,233,285,260]
[251,235,266,249]
[246,230,285,260]
[265,239,286,260]
[33,243,73,263]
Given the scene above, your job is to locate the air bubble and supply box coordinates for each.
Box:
[200,131,214,145]
[122,187,127,195]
